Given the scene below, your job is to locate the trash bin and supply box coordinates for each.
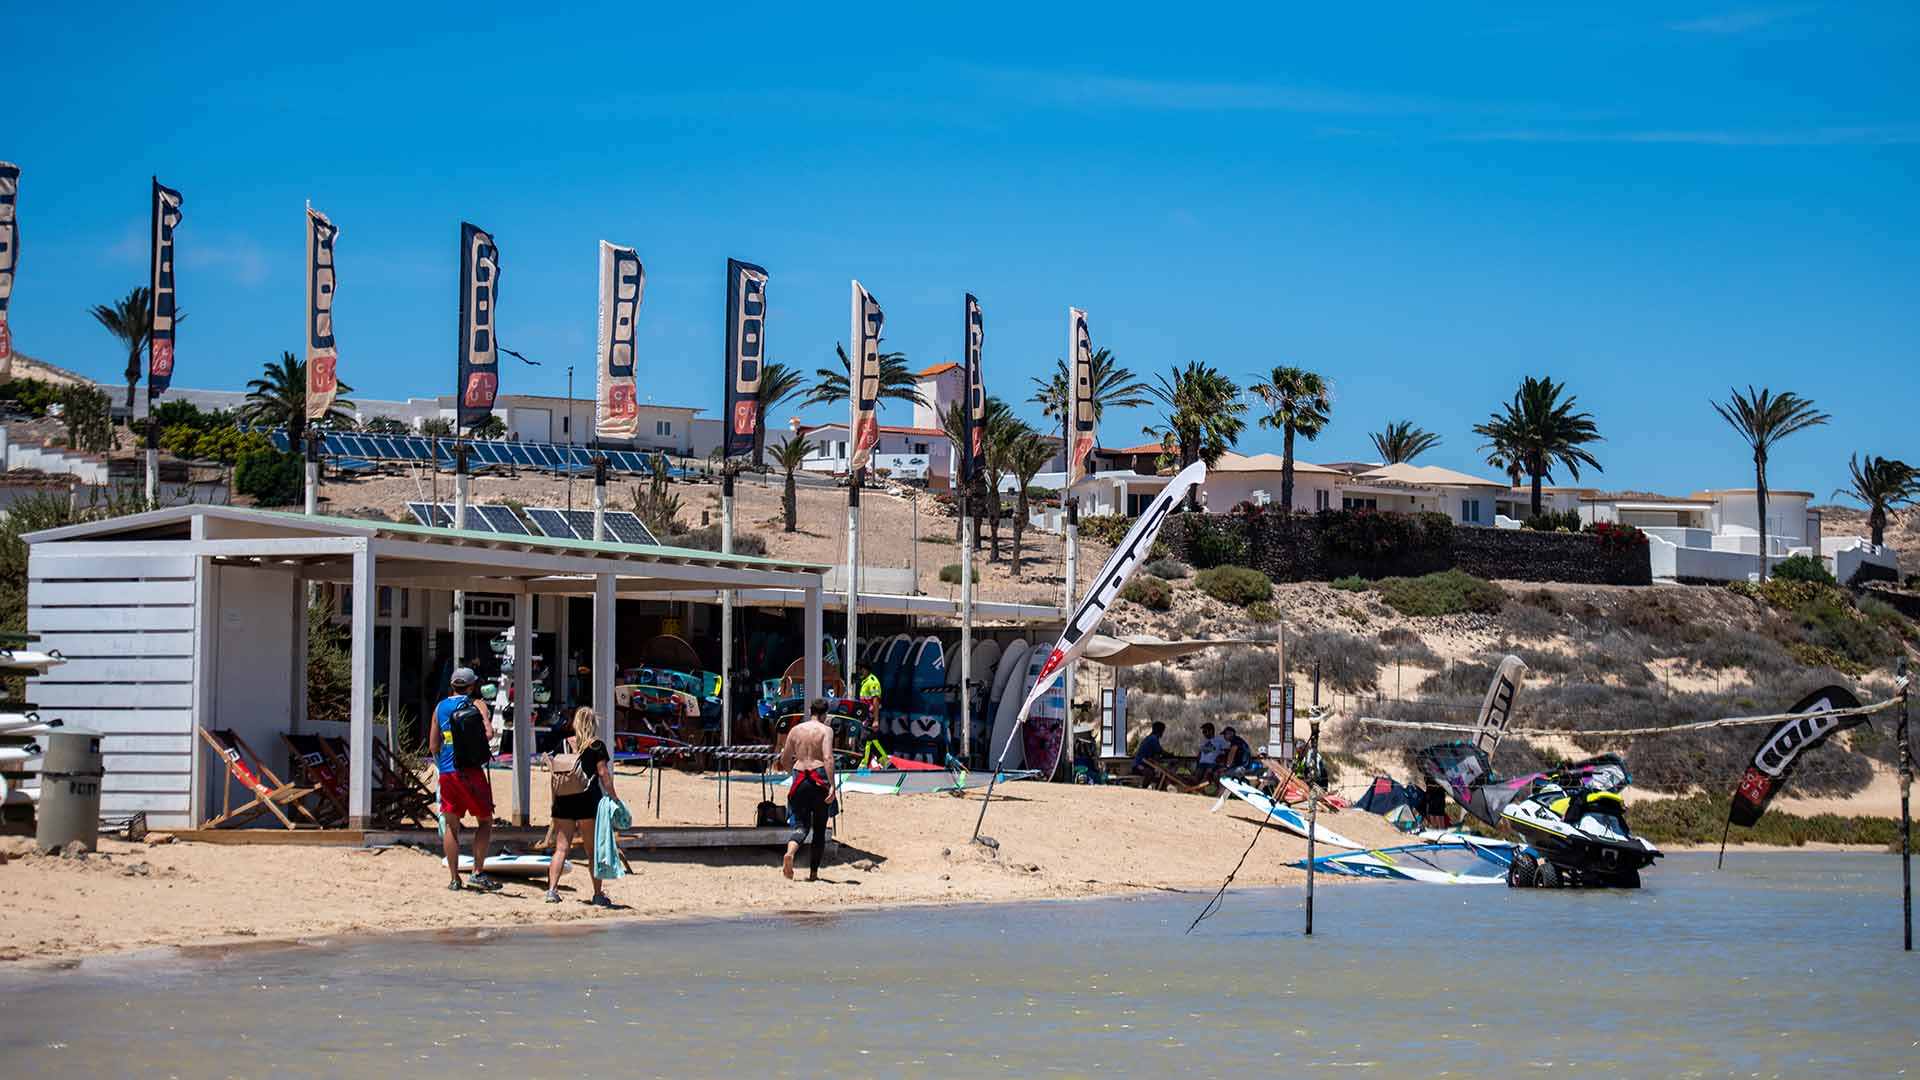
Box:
[35,729,104,853]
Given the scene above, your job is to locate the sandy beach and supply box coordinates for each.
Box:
[0,770,1413,967]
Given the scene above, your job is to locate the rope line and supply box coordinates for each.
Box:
[1343,697,1898,739]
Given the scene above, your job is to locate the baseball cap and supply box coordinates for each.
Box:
[451,667,479,688]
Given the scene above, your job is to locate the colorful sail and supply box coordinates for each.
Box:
[147,179,184,400]
[1728,685,1863,828]
[0,162,17,381]
[1015,460,1206,724]
[456,222,501,431]
[849,280,884,473]
[1067,307,1095,487]
[304,204,340,421]
[721,258,768,458]
[596,241,644,440]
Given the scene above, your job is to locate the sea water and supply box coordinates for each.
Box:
[0,852,1913,1078]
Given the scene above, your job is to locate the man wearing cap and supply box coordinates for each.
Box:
[428,667,502,892]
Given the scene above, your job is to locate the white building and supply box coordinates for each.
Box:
[795,422,955,486]
[1193,454,1507,525]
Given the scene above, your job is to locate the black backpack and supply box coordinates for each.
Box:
[448,698,492,770]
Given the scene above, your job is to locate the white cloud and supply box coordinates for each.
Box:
[1666,7,1808,34]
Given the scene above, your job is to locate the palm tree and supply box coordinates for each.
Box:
[1250,365,1333,512]
[1143,362,1246,509]
[1007,431,1057,577]
[1028,347,1151,456]
[768,435,817,532]
[939,396,1015,544]
[751,361,809,468]
[238,352,356,449]
[805,343,926,411]
[1370,420,1441,465]
[419,417,455,438]
[1834,454,1918,548]
[1711,387,1830,580]
[89,287,152,414]
[981,414,1032,562]
[1473,375,1604,519]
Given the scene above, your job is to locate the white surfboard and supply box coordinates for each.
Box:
[0,649,64,672]
[986,643,1032,771]
[989,638,1030,706]
[1219,777,1368,850]
[459,853,569,877]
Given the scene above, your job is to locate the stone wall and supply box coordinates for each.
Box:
[1161,509,1651,586]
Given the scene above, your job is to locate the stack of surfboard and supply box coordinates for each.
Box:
[1,641,65,814]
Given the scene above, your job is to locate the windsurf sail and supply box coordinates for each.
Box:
[1291,839,1515,884]
[1219,777,1368,849]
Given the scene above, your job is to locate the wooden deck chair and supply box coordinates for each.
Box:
[281,733,350,827]
[1139,758,1213,796]
[366,736,437,827]
[198,727,321,830]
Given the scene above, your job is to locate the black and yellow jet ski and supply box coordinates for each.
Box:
[1501,774,1662,888]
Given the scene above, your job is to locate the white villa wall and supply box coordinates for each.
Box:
[1199,471,1343,513]
[1826,537,1900,584]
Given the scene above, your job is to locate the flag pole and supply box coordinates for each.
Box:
[1897,657,1911,952]
[1062,497,1078,780]
[720,464,735,822]
[960,486,973,763]
[846,467,861,693]
[1305,661,1321,937]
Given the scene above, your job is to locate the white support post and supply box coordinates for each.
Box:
[960,496,974,762]
[720,472,735,750]
[804,585,824,705]
[453,459,469,666]
[1062,499,1079,780]
[593,479,607,541]
[511,593,534,827]
[304,460,319,515]
[385,598,401,751]
[593,574,616,729]
[145,446,159,504]
[348,544,377,827]
[845,476,861,677]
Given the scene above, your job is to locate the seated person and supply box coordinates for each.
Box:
[1130,721,1171,786]
[1218,726,1257,778]
[1423,780,1451,830]
[1193,723,1227,783]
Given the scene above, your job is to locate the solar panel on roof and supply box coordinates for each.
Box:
[561,510,602,540]
[438,503,495,532]
[476,442,509,465]
[405,501,449,528]
[396,436,427,460]
[269,431,291,452]
[601,511,659,546]
[473,504,530,535]
[524,507,575,539]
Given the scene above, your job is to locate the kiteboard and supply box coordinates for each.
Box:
[1019,643,1068,778]
[985,641,1032,770]
[989,638,1029,708]
[458,853,568,877]
[904,637,947,757]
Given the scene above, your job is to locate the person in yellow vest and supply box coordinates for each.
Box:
[856,664,883,728]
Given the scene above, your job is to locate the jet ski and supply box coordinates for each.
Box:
[1499,757,1661,888]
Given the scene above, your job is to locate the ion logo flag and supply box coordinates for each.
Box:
[721,258,768,458]
[456,222,500,431]
[1473,654,1527,761]
[147,178,184,399]
[962,294,985,485]
[848,280,884,473]
[1067,307,1095,487]
[1014,460,1207,725]
[304,204,340,421]
[1728,685,1863,828]
[596,241,644,440]
[0,162,17,380]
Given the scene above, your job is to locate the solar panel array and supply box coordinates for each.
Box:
[404,502,657,545]
[270,430,689,478]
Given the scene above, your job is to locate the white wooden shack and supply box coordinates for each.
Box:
[23,505,828,830]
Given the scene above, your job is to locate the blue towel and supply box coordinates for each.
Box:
[593,796,631,880]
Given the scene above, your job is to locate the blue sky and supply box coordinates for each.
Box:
[6,3,1914,500]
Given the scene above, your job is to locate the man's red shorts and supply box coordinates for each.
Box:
[438,767,494,820]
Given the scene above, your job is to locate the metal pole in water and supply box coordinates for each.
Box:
[1898,658,1911,952]
[1305,661,1321,937]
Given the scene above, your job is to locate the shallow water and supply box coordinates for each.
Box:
[1,852,1914,1078]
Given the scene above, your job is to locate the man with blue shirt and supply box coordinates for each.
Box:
[427,667,501,892]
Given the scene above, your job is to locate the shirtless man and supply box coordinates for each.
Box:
[776,699,838,881]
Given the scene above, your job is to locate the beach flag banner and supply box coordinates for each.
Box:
[304,205,340,421]
[962,293,986,484]
[1067,307,1095,487]
[1727,685,1864,828]
[147,179,184,399]
[722,258,768,458]
[1473,654,1526,761]
[596,241,644,440]
[0,162,17,380]
[456,222,500,431]
[1014,460,1207,725]
[849,280,884,472]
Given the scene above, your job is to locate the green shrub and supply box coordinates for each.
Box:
[1317,509,1451,561]
[669,524,768,555]
[1330,575,1368,592]
[234,450,305,507]
[1771,553,1836,585]
[1142,557,1189,580]
[1625,793,1900,849]
[1077,514,1133,547]
[938,562,980,585]
[1195,565,1273,606]
[0,376,66,418]
[1522,509,1583,532]
[1374,569,1506,616]
[1119,574,1172,611]
[1171,515,1248,569]
[1245,600,1281,624]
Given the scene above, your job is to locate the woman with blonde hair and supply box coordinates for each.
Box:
[546,706,618,905]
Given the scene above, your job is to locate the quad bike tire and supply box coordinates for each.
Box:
[1506,850,1538,888]
[1537,861,1564,889]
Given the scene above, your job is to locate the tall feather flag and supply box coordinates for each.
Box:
[456,222,501,431]
[304,204,340,421]
[961,294,986,484]
[1067,306,1095,487]
[848,280,884,473]
[721,258,768,457]
[147,179,184,400]
[1728,685,1864,828]
[1013,460,1208,727]
[596,241,644,440]
[0,162,18,381]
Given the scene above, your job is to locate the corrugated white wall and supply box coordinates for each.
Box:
[28,552,199,828]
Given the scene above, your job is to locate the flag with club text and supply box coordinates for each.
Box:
[147,179,184,399]
[456,222,500,431]
[1067,307,1095,487]
[596,241,644,440]
[1728,685,1865,828]
[304,204,340,421]
[721,258,768,457]
[849,279,884,473]
[962,293,986,485]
